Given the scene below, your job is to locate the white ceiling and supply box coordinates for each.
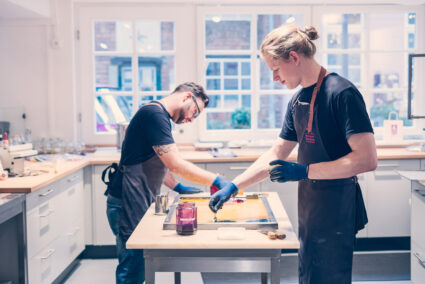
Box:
[73,0,425,4]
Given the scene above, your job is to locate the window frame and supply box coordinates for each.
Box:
[76,3,425,145]
[76,4,196,144]
[312,4,425,141]
[196,5,312,142]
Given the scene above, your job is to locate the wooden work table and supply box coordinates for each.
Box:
[126,192,299,249]
[126,192,299,284]
[0,146,424,193]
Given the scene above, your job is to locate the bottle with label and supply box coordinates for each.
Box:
[2,133,8,148]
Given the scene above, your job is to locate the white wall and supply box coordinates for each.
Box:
[0,0,77,141]
[0,22,50,138]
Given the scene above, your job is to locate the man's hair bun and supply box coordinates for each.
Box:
[304,26,319,41]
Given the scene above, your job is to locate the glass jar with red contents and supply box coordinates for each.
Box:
[176,202,197,235]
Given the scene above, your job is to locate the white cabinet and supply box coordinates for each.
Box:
[411,242,425,284]
[56,175,85,269]
[28,239,60,284]
[411,182,425,283]
[366,159,420,237]
[26,170,84,284]
[92,165,115,245]
[205,162,261,192]
[411,184,425,251]
[27,194,60,259]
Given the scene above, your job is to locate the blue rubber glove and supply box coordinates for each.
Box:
[173,183,202,194]
[211,175,230,190]
[269,160,309,183]
[209,182,239,213]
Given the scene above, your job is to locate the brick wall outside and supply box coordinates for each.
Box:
[95,21,174,91]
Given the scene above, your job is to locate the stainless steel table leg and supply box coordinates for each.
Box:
[145,256,155,284]
[261,272,268,284]
[174,272,181,284]
[270,255,280,284]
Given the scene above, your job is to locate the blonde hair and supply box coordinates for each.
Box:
[260,25,319,60]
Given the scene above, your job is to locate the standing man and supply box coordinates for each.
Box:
[107,82,229,284]
[209,25,377,283]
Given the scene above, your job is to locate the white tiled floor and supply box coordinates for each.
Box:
[64,259,204,284]
[64,259,413,284]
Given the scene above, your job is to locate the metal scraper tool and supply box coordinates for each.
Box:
[213,213,217,223]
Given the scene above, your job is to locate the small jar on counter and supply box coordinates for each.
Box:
[176,202,197,235]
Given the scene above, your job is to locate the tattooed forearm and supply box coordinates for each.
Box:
[153,144,177,156]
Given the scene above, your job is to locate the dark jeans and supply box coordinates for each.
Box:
[106,195,145,284]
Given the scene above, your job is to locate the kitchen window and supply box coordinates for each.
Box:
[199,5,424,142]
[315,6,424,141]
[93,20,175,133]
[77,5,195,144]
[77,4,424,144]
[197,6,309,141]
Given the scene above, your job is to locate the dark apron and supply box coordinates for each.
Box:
[119,154,167,241]
[293,75,368,284]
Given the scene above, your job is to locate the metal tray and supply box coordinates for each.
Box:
[163,195,278,230]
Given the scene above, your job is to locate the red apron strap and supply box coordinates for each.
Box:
[306,66,327,133]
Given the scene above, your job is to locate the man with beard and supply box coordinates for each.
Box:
[106,82,230,283]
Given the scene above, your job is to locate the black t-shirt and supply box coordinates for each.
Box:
[120,103,174,166]
[280,73,374,161]
[108,102,173,199]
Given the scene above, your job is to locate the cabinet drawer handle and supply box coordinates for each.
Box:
[377,163,399,168]
[39,189,54,197]
[414,189,425,197]
[40,249,55,260]
[68,227,81,236]
[39,210,54,218]
[414,252,425,269]
[67,176,79,183]
[374,171,399,177]
[229,166,249,170]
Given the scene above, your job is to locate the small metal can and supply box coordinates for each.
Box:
[155,194,168,215]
